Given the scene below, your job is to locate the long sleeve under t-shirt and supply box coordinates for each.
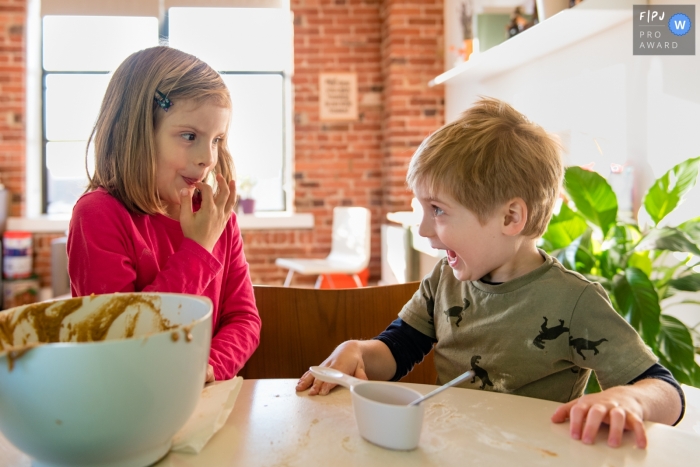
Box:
[67,188,261,380]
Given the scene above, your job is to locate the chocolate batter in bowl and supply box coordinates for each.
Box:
[0,292,213,467]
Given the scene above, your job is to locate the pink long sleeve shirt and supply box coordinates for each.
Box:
[67,188,261,380]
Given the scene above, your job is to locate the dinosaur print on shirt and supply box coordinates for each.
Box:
[532,316,569,349]
[569,336,608,360]
[444,298,470,327]
[398,251,659,402]
[470,355,493,390]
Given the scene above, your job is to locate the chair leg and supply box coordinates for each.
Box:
[352,274,363,288]
[283,270,294,287]
[314,275,323,289]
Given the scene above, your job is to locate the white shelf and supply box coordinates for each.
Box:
[430,0,634,87]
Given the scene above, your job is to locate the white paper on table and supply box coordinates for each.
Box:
[171,376,243,454]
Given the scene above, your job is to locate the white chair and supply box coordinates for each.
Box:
[276,207,371,288]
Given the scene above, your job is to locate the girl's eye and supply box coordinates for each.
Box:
[431,205,444,216]
[181,133,196,142]
[212,137,222,146]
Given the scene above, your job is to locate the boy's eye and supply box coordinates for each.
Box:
[181,133,196,141]
[432,205,444,216]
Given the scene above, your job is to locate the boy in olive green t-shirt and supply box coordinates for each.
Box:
[297,97,684,449]
[400,250,657,403]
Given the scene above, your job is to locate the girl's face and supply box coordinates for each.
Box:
[154,98,231,218]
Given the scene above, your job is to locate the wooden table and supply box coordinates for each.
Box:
[1,379,697,466]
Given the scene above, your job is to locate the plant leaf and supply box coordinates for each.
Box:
[677,216,700,244]
[669,274,700,292]
[542,203,589,250]
[612,268,661,344]
[637,228,700,256]
[579,230,597,270]
[564,167,618,236]
[658,315,696,372]
[561,228,596,274]
[584,372,601,394]
[628,252,652,277]
[691,364,700,388]
[643,156,700,225]
[607,224,640,269]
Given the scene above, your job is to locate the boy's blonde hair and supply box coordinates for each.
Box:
[86,46,234,214]
[407,97,563,237]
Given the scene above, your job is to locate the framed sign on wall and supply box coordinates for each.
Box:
[319,73,358,122]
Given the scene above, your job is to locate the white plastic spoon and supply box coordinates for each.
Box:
[408,369,475,406]
[310,366,474,406]
[309,366,366,389]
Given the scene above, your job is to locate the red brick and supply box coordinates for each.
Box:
[5,0,444,286]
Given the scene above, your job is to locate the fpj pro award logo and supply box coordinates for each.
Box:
[633,4,694,55]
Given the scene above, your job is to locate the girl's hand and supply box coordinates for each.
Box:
[179,174,237,252]
[206,364,215,383]
[551,386,647,448]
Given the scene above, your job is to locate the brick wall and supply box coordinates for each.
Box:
[0,0,25,218]
[381,0,444,212]
[1,0,444,289]
[244,0,444,286]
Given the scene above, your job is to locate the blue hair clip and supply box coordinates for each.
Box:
[154,90,173,112]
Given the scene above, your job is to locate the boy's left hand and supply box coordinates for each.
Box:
[551,386,647,449]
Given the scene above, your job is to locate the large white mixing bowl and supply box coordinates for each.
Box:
[0,292,213,467]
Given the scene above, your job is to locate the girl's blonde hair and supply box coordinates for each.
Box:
[407,97,563,238]
[86,46,234,214]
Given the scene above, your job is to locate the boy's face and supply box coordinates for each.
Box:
[414,183,512,282]
[154,98,230,218]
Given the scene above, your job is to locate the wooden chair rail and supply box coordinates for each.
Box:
[238,282,437,385]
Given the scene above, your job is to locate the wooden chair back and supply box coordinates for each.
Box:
[238,282,437,385]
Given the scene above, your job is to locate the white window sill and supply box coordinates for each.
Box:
[237,212,314,230]
[7,215,71,233]
[7,212,315,234]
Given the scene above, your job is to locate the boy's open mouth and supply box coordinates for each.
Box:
[446,249,458,266]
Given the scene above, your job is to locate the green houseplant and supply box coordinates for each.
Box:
[541,157,700,391]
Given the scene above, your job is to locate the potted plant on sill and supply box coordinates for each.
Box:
[237,176,257,215]
[541,156,700,392]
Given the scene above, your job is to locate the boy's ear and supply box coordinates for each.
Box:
[501,198,528,236]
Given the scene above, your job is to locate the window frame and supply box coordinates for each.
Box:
[29,3,294,217]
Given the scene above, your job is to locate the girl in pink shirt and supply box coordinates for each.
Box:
[67,46,261,381]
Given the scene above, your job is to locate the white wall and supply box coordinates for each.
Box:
[443,0,700,328]
[444,0,700,225]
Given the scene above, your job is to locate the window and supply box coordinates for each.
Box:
[41,7,292,214]
[42,16,159,214]
[168,7,292,212]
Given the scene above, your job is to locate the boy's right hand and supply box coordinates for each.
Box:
[296,341,368,395]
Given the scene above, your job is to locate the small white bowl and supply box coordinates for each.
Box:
[351,382,424,450]
[309,366,424,450]
[0,292,212,467]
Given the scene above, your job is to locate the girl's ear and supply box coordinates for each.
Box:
[502,198,528,236]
